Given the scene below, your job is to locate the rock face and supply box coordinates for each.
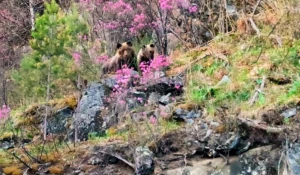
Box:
[66,70,184,141]
[229,145,280,175]
[69,82,106,141]
[47,106,73,135]
[101,70,140,89]
[281,107,297,119]
[134,146,155,175]
[0,140,14,150]
[100,72,184,126]
[287,143,300,175]
[163,146,280,175]
[173,108,202,122]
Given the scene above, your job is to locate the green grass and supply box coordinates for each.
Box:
[87,119,181,143]
[0,149,13,166]
[182,30,300,116]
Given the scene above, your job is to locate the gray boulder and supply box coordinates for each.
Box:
[134,146,154,175]
[281,108,297,119]
[101,70,140,89]
[69,82,106,141]
[47,106,73,135]
[287,143,300,175]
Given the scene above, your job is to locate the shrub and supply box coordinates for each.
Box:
[0,105,10,121]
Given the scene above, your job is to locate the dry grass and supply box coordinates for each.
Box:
[30,163,40,172]
[51,94,78,110]
[167,0,300,118]
[0,132,14,140]
[48,164,64,175]
[40,152,61,163]
[0,150,15,167]
[2,166,23,175]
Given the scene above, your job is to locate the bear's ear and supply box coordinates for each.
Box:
[126,41,133,46]
[149,44,155,48]
[116,43,122,49]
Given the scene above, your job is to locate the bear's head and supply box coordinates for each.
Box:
[141,43,155,59]
[115,41,135,60]
[101,41,137,74]
[137,43,155,67]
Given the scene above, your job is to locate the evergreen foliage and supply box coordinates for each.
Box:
[11,0,88,101]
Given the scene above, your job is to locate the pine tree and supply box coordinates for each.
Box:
[12,0,88,140]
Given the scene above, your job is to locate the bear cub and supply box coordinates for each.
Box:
[102,41,137,74]
[136,43,155,68]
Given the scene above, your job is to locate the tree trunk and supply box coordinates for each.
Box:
[2,78,7,106]
[157,7,168,56]
[29,0,35,31]
[43,60,51,141]
[0,72,3,106]
[74,74,81,144]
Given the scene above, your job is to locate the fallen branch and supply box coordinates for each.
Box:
[168,28,191,50]
[21,145,42,164]
[5,151,32,169]
[278,134,289,175]
[249,18,260,37]
[251,0,262,17]
[246,0,262,37]
[269,34,282,47]
[249,75,266,106]
[219,153,229,165]
[98,150,135,169]
[182,153,188,175]
[237,118,290,134]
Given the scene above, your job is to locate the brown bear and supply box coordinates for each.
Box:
[102,41,137,74]
[136,43,155,68]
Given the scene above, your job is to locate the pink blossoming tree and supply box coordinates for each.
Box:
[0,105,10,121]
[78,0,203,56]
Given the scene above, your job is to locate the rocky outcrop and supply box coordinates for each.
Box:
[47,106,73,135]
[287,143,300,175]
[134,147,155,175]
[99,71,184,128]
[69,82,106,141]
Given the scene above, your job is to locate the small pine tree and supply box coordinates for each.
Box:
[11,0,89,140]
[12,0,89,100]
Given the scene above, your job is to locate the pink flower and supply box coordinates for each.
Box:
[175,84,181,90]
[176,0,190,9]
[149,116,157,125]
[0,105,10,120]
[160,111,169,118]
[140,55,170,84]
[159,0,173,10]
[189,5,198,13]
[130,13,148,34]
[159,0,190,10]
[109,64,135,99]
[72,52,81,66]
[119,100,126,105]
[95,55,109,64]
[137,97,143,103]
[102,0,133,15]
